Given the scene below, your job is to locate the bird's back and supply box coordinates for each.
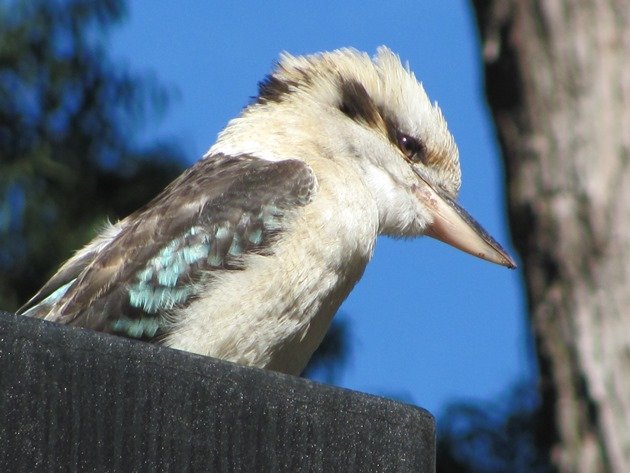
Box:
[18,155,318,344]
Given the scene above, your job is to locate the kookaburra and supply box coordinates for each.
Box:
[18,47,515,375]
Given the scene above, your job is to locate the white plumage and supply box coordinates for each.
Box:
[19,47,514,375]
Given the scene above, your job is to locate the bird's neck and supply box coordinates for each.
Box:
[166,158,379,375]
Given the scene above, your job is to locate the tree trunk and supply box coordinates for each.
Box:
[471,1,630,472]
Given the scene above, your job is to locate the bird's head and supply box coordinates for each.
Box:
[211,47,516,269]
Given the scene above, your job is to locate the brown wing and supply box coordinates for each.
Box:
[19,153,316,341]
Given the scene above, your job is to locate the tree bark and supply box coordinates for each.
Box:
[471,1,630,472]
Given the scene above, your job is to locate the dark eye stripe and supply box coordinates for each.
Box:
[338,88,429,167]
[338,79,381,127]
[374,103,429,166]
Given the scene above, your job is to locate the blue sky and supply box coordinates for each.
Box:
[107,1,531,415]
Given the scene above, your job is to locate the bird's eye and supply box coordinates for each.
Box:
[397,133,426,164]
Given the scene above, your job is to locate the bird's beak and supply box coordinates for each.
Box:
[413,170,517,269]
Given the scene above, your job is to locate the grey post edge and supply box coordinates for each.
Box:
[0,311,435,472]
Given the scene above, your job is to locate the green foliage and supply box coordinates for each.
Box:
[0,0,184,310]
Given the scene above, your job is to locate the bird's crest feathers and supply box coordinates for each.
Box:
[18,47,514,376]
[255,47,460,194]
